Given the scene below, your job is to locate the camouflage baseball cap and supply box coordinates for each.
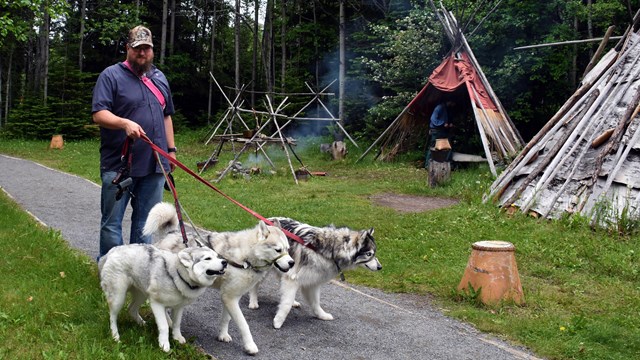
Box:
[128,25,153,48]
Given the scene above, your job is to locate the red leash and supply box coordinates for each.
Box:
[139,135,311,249]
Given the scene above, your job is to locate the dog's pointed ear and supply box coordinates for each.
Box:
[257,220,269,241]
[360,228,374,237]
[178,249,194,268]
[269,218,282,229]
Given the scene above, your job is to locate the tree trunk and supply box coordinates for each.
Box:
[262,0,274,95]
[169,0,176,57]
[4,50,12,123]
[428,160,451,188]
[78,0,87,71]
[235,0,241,93]
[252,0,259,107]
[37,9,50,105]
[338,0,345,141]
[208,0,218,125]
[34,4,49,100]
[160,0,168,65]
[280,0,286,92]
[0,56,3,127]
[314,1,320,123]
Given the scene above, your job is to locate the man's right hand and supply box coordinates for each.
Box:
[123,119,146,139]
[93,110,146,138]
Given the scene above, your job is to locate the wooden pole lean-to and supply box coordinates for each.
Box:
[530,54,640,215]
[487,19,640,222]
[485,42,631,203]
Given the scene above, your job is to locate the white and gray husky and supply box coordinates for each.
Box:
[142,202,295,355]
[98,243,226,352]
[248,217,382,329]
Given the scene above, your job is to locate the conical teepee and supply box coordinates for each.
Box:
[357,3,523,176]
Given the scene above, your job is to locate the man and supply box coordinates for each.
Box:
[425,100,455,165]
[92,25,177,259]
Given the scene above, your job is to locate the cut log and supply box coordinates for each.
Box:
[591,128,615,148]
[331,141,347,160]
[428,160,451,188]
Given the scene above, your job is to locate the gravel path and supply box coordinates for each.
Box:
[0,154,542,360]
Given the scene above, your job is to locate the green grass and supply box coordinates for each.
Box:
[0,191,209,359]
[1,129,639,360]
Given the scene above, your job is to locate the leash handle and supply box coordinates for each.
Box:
[139,134,311,249]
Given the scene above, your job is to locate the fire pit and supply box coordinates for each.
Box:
[295,168,311,181]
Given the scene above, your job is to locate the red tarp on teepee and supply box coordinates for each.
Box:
[408,52,497,119]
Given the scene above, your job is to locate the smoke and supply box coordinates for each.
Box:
[244,151,269,168]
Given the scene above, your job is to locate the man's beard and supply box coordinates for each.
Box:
[129,57,152,76]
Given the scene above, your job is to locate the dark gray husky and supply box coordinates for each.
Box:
[249,217,381,329]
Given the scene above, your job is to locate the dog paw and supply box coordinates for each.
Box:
[273,317,284,329]
[218,333,232,343]
[159,341,171,352]
[248,301,259,310]
[112,333,120,342]
[244,342,259,355]
[292,300,301,308]
[317,312,334,321]
[174,335,186,344]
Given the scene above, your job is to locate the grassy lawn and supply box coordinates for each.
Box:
[1,129,639,360]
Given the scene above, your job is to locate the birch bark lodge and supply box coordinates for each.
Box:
[486,16,640,228]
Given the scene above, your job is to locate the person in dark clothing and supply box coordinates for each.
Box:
[92,25,177,259]
[425,101,455,166]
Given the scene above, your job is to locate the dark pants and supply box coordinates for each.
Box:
[425,128,451,166]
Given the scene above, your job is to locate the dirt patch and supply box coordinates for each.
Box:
[370,193,459,213]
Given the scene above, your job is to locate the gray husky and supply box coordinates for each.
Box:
[98,243,226,352]
[143,202,295,355]
[248,217,382,329]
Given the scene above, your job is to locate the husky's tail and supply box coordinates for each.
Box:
[143,202,179,238]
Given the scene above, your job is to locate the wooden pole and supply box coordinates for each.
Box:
[467,83,497,176]
[266,95,299,184]
[470,85,507,158]
[582,25,616,78]
[356,106,410,163]
[514,36,623,50]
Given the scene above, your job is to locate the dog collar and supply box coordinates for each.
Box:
[245,260,270,272]
[249,253,289,272]
[176,270,200,290]
[227,260,250,270]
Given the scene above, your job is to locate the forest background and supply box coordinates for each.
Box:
[0,0,638,151]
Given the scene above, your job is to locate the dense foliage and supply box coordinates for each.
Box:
[0,0,639,144]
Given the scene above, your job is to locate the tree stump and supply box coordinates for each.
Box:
[50,135,64,149]
[331,141,347,160]
[428,159,451,187]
